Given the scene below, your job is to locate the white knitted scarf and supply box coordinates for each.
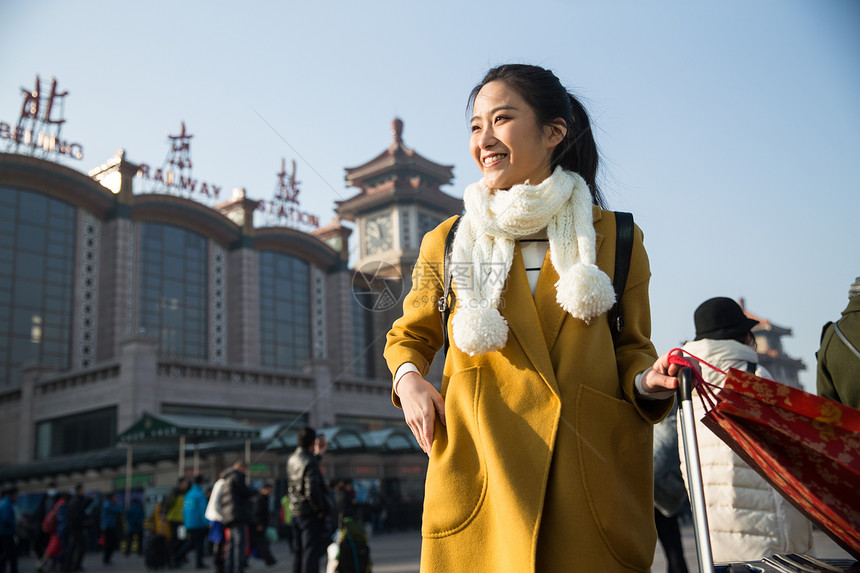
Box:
[451,166,615,356]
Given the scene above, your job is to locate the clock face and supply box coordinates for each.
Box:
[365,213,393,255]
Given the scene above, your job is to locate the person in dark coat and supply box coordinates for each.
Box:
[333,480,357,528]
[62,485,87,573]
[250,483,276,567]
[219,461,255,573]
[287,427,330,573]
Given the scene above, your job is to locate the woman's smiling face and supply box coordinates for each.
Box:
[470,80,562,191]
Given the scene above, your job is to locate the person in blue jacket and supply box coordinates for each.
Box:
[123,499,145,557]
[179,475,209,569]
[0,487,18,573]
[100,493,123,565]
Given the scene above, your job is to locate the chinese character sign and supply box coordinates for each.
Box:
[1,74,84,160]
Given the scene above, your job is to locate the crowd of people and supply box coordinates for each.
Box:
[0,427,377,573]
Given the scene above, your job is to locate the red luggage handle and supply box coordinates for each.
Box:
[668,350,726,412]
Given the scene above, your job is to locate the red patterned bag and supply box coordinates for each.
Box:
[669,353,860,560]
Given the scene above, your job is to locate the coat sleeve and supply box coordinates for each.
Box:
[307,464,329,515]
[383,217,457,408]
[816,324,840,401]
[614,221,673,422]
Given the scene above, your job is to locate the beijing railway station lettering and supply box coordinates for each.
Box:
[135,163,223,199]
[257,199,320,227]
[256,158,320,228]
[135,122,222,200]
[1,75,84,160]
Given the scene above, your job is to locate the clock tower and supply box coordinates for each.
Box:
[338,118,462,279]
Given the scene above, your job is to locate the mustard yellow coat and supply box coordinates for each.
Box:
[384,208,673,573]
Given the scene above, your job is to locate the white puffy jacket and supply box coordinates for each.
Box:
[205,477,225,523]
[678,338,813,562]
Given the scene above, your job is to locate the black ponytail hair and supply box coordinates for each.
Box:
[467,64,606,208]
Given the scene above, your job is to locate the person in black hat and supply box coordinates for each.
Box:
[677,296,813,562]
[693,296,760,344]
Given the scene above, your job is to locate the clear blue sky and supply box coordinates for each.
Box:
[2,0,858,392]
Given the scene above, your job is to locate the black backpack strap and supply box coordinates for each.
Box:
[609,211,634,345]
[746,362,758,373]
[820,321,834,343]
[438,217,461,356]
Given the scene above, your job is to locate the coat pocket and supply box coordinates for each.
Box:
[575,385,656,570]
[421,366,487,538]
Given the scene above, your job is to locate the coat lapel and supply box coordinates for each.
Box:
[500,245,559,396]
[534,207,605,352]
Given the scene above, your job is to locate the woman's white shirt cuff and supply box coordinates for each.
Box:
[394,362,420,396]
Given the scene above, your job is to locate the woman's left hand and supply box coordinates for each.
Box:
[640,349,701,394]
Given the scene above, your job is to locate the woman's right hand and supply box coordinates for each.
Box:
[398,372,446,456]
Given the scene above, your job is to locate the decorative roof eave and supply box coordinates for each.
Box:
[740,299,793,336]
[345,149,454,189]
[0,152,117,218]
[752,323,793,336]
[748,313,793,336]
[759,350,806,369]
[343,118,454,190]
[335,183,463,221]
[311,216,352,239]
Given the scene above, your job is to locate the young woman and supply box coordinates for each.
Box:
[384,64,686,572]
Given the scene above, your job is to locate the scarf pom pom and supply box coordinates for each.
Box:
[556,264,616,322]
[452,306,508,356]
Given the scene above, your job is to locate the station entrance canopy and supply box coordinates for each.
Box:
[117,413,261,503]
[117,413,260,444]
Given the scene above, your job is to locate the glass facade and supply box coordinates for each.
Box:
[0,188,76,387]
[139,223,208,360]
[259,251,311,371]
[350,288,376,378]
[35,407,117,459]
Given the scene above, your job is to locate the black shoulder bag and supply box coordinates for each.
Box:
[609,211,634,345]
[437,217,461,356]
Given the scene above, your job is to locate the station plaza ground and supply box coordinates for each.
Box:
[13,522,853,573]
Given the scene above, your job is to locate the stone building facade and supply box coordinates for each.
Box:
[0,120,462,516]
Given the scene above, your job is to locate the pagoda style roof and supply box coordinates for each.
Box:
[344,118,454,190]
[740,298,793,336]
[338,119,461,219]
